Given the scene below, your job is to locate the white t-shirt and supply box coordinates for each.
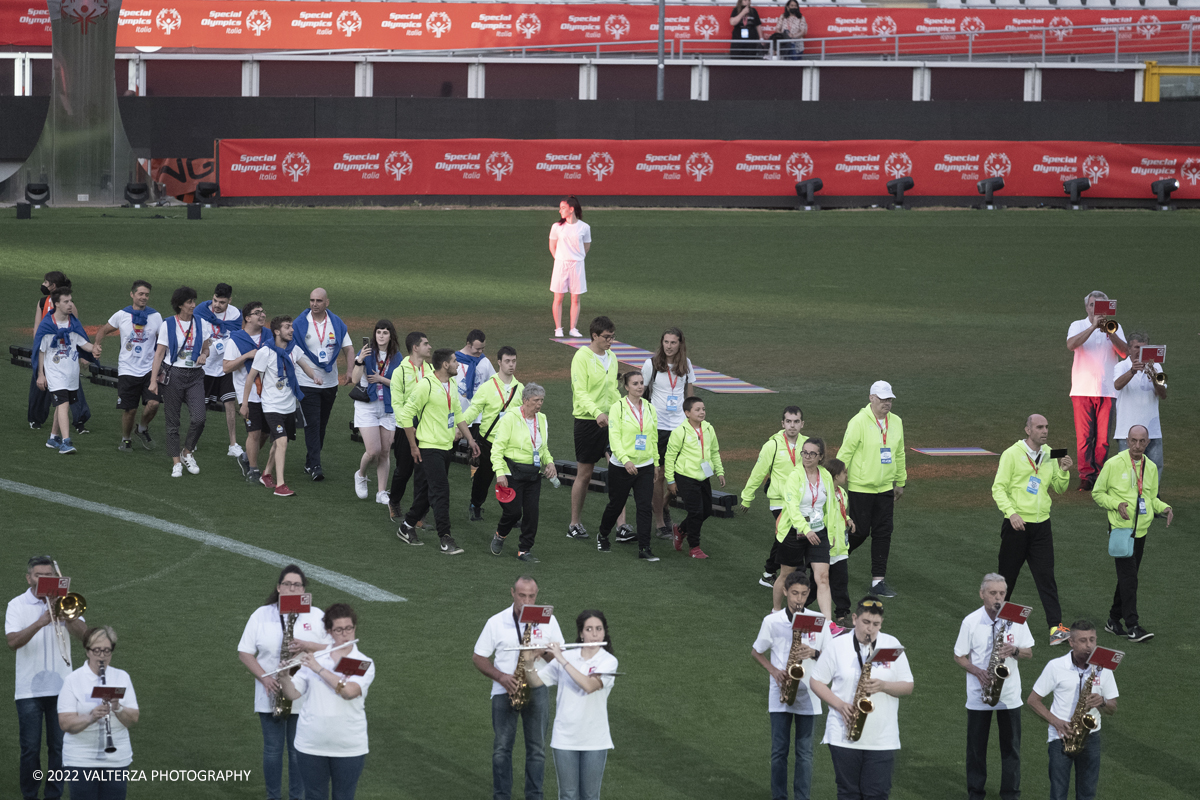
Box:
[106,309,163,378]
[1031,653,1119,742]
[251,347,306,415]
[456,355,497,424]
[1112,358,1163,439]
[296,314,353,389]
[156,317,215,369]
[797,472,828,530]
[6,589,79,699]
[202,305,243,377]
[811,631,913,751]
[57,665,139,768]
[1068,318,1126,398]
[224,332,266,405]
[538,649,618,750]
[641,358,697,432]
[291,644,375,758]
[753,608,832,715]
[473,605,565,698]
[549,219,592,263]
[236,603,332,714]
[953,607,1035,711]
[39,321,86,392]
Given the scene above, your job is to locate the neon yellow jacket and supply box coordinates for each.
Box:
[571,346,620,421]
[400,374,465,451]
[777,466,837,542]
[490,410,552,477]
[461,375,524,441]
[1092,450,1169,537]
[827,484,851,558]
[838,405,907,493]
[390,356,430,426]
[740,431,806,509]
[990,440,1070,523]
[664,421,723,483]
[607,398,659,467]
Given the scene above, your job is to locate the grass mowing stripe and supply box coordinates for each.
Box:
[0,478,406,603]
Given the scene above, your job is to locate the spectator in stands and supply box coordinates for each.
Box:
[730,0,763,59]
[1112,331,1166,481]
[771,1,807,60]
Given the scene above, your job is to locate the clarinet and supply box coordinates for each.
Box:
[98,661,117,754]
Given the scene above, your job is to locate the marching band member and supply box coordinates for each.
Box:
[237,566,332,800]
[751,572,830,800]
[279,604,375,800]
[810,598,913,800]
[952,574,1034,800]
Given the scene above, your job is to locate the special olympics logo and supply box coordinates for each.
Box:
[246,9,271,36]
[485,151,514,182]
[1049,17,1073,42]
[694,15,719,40]
[586,152,615,182]
[1082,155,1110,183]
[884,152,913,180]
[960,17,985,35]
[336,10,362,37]
[1136,15,1161,39]
[281,152,311,183]
[1181,158,1200,186]
[871,16,897,39]
[426,11,452,38]
[685,152,714,183]
[384,151,413,182]
[515,13,541,39]
[61,0,112,34]
[605,14,630,40]
[785,152,814,182]
[983,152,1012,178]
[155,7,182,35]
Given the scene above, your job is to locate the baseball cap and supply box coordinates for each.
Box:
[869,380,895,399]
[496,484,516,503]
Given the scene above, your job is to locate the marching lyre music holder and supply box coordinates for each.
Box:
[91,686,126,702]
[518,604,553,625]
[279,593,312,614]
[869,647,905,664]
[792,614,825,634]
[997,602,1033,625]
[1088,647,1124,671]
[334,657,371,678]
[36,575,70,597]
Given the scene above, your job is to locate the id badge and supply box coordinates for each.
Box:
[533,450,542,468]
[1137,497,1147,515]
[701,460,715,478]
[214,341,224,353]
[1026,476,1041,495]
[740,28,749,38]
[317,349,328,362]
[880,447,892,465]
[447,412,455,429]
[666,394,680,412]
[635,434,648,451]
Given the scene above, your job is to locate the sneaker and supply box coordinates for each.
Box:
[517,550,540,563]
[310,466,325,482]
[663,509,674,528]
[247,468,262,484]
[689,546,709,559]
[118,439,133,452]
[870,580,897,598]
[46,435,62,449]
[181,453,200,474]
[388,502,403,522]
[568,328,582,337]
[566,523,589,541]
[354,471,369,500]
[227,443,245,458]
[554,327,564,338]
[236,453,251,477]
[1104,618,1127,637]
[759,572,777,588]
[672,525,684,552]
[1049,624,1071,646]
[490,534,505,556]
[396,521,424,546]
[638,548,660,562]
[1126,624,1154,642]
[828,622,846,636]
[30,421,41,430]
[133,427,154,449]
[614,524,636,544]
[439,535,464,555]
[274,484,295,497]
[655,525,672,540]
[375,490,390,506]
[58,439,77,455]
[1078,479,1095,492]
[468,504,483,522]
[597,535,611,553]
[171,463,183,478]
[73,424,89,435]
[260,473,277,489]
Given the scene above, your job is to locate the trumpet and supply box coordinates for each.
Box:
[47,561,86,665]
[1154,370,1167,385]
[501,641,607,652]
[263,639,360,677]
[1100,318,1119,334]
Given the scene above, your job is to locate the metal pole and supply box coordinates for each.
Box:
[1114,28,1119,64]
[657,0,666,100]
[1041,29,1046,61]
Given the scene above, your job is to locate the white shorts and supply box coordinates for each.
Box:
[353,400,396,432]
[550,260,587,295]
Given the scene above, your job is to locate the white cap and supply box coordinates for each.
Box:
[870,380,895,399]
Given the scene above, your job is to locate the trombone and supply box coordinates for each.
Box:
[47,561,86,665]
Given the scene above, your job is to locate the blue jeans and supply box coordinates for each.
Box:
[17,696,64,800]
[769,713,814,800]
[295,751,365,800]
[1048,734,1102,800]
[551,749,607,800]
[259,712,303,800]
[66,768,128,800]
[1116,438,1164,483]
[828,745,895,800]
[492,685,549,800]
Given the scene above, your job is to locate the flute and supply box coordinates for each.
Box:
[501,641,607,652]
[264,639,360,677]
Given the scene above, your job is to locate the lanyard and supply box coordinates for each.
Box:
[875,414,889,446]
[1025,452,1042,475]
[836,487,849,522]
[853,637,874,671]
[784,436,797,466]
[176,318,194,350]
[494,377,514,404]
[312,314,329,348]
[1132,457,1145,496]
[667,369,679,391]
[410,358,425,381]
[442,380,453,412]
[626,398,644,432]
[524,412,539,450]
[807,472,822,508]
[693,424,705,458]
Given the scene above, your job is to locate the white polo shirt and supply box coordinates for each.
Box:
[224,333,266,405]
[296,315,353,390]
[1068,318,1126,398]
[641,358,696,432]
[473,605,565,698]
[202,305,242,378]
[811,631,913,751]
[538,648,618,751]
[753,608,831,715]
[291,644,375,758]
[6,589,80,699]
[106,309,163,378]
[1031,653,1119,743]
[156,317,215,369]
[1112,358,1163,439]
[38,322,86,392]
[57,664,138,768]
[237,603,332,714]
[953,607,1035,711]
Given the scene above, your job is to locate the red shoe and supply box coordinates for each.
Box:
[689,546,709,559]
[828,622,845,636]
[672,524,684,552]
[274,484,295,497]
[260,473,277,489]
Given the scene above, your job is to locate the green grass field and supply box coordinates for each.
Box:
[1,206,1197,799]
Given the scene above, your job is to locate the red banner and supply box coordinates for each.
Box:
[217,138,1200,199]
[2,0,1197,56]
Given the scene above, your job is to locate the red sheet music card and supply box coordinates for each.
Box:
[519,605,553,625]
[1138,345,1166,364]
[998,602,1033,625]
[334,657,370,677]
[35,576,70,597]
[792,614,825,634]
[279,593,312,614]
[91,686,126,702]
[1088,647,1124,671]
[1093,299,1117,317]
[870,647,905,665]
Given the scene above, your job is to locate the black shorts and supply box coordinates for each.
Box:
[204,373,236,404]
[116,373,159,409]
[264,411,296,442]
[244,401,266,434]
[778,526,831,568]
[574,418,609,465]
[657,429,672,462]
[49,389,78,407]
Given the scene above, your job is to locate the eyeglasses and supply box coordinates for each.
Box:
[331,625,356,634]
[250,309,266,317]
[801,451,820,457]
[598,334,615,341]
[279,581,304,589]
[88,647,114,655]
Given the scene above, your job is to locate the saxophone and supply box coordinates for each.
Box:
[846,647,876,742]
[272,612,299,719]
[509,623,532,710]
[779,626,807,706]
[982,621,1012,707]
[1062,666,1100,755]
